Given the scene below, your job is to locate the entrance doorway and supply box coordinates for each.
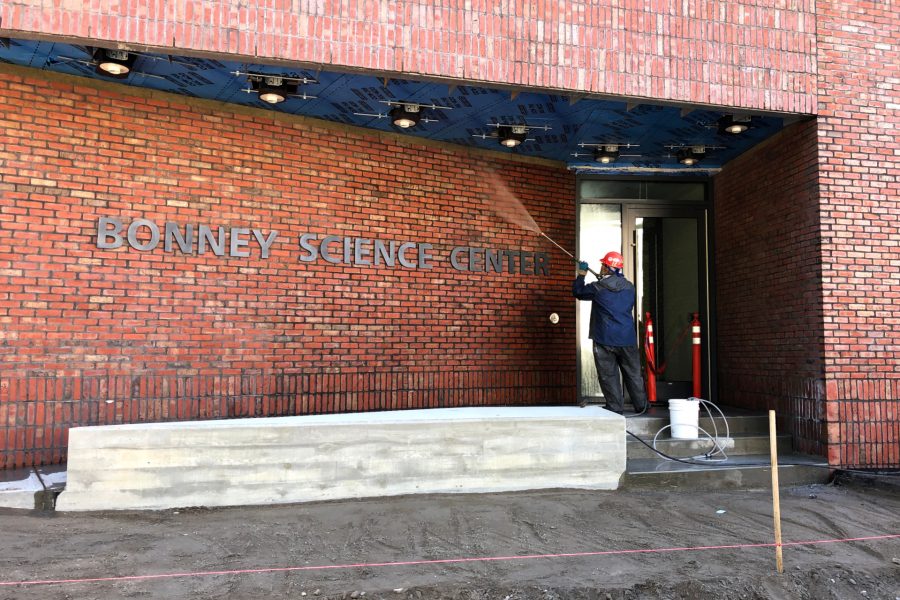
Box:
[576,181,711,405]
[625,207,708,402]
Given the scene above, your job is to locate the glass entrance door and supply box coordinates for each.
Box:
[576,203,710,404]
[625,207,709,402]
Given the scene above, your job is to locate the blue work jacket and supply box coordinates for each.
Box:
[572,272,638,346]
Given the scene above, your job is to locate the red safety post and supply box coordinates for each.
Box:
[691,312,702,398]
[644,312,657,404]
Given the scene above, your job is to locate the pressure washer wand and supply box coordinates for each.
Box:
[539,232,602,278]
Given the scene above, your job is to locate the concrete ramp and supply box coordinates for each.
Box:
[55,406,625,511]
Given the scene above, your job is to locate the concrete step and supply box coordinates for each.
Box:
[625,411,769,437]
[0,465,65,510]
[626,433,793,460]
[622,454,831,491]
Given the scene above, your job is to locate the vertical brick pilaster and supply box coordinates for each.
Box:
[817,0,900,468]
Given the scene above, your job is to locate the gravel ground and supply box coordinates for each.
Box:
[0,477,899,599]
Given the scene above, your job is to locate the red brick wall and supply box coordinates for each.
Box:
[817,0,900,468]
[0,0,816,113]
[0,67,577,467]
[713,120,826,456]
[715,0,900,469]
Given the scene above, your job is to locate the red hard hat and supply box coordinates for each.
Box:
[601,251,624,269]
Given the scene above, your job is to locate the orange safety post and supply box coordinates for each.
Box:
[691,312,702,398]
[644,312,657,404]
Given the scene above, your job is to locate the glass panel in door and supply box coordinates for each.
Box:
[629,209,705,401]
[576,203,622,399]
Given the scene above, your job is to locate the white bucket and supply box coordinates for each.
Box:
[668,398,700,440]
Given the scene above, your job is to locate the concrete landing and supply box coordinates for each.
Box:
[55,406,626,512]
[623,454,831,490]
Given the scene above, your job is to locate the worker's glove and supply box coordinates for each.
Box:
[577,261,589,276]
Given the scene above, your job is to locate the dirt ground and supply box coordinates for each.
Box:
[1,476,899,600]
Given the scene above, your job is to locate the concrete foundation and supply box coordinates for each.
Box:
[55,406,625,511]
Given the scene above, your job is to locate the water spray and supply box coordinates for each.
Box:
[483,171,602,278]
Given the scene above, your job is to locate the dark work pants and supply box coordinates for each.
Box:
[592,343,648,414]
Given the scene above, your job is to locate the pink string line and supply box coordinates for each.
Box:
[2,533,898,587]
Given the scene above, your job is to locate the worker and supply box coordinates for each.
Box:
[573,251,648,415]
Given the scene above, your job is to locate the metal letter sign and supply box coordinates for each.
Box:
[95,216,549,275]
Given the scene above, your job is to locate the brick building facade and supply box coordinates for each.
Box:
[0,0,896,470]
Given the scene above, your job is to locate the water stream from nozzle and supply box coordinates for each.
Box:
[483,170,600,277]
[482,169,543,235]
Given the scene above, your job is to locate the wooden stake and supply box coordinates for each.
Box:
[769,410,784,573]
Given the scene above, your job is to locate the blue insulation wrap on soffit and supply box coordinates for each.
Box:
[0,38,785,175]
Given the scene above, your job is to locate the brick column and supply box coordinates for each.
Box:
[817,1,900,468]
